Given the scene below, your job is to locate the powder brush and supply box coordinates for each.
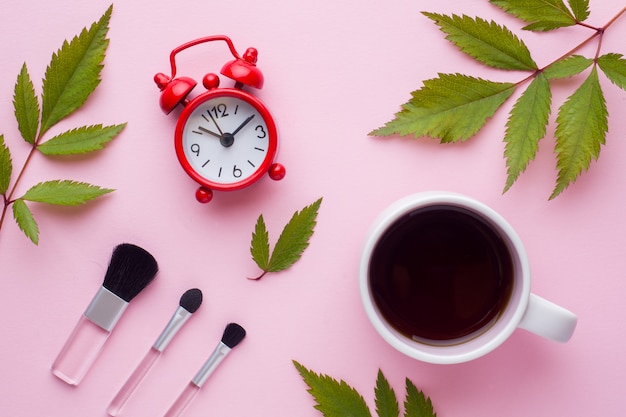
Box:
[51,243,158,386]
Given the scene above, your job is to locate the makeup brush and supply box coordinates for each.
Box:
[163,323,246,417]
[107,288,203,416]
[51,243,159,386]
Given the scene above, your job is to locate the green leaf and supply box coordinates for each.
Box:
[22,180,114,206]
[250,214,270,271]
[503,73,552,192]
[423,13,537,71]
[371,74,515,142]
[375,370,400,417]
[543,55,593,79]
[597,53,626,91]
[552,67,608,199]
[489,0,576,31]
[568,0,590,22]
[13,63,40,144]
[40,5,112,135]
[267,197,322,272]
[37,123,126,155]
[12,199,39,245]
[293,361,372,417]
[404,378,436,417]
[0,135,12,195]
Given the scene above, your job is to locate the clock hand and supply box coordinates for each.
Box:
[207,112,224,136]
[231,114,256,137]
[198,126,222,139]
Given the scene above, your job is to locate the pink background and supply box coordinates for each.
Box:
[1,0,625,416]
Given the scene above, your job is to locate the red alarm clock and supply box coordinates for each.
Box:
[154,35,285,203]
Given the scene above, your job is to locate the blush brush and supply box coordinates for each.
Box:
[107,288,203,416]
[51,243,159,386]
[163,323,246,417]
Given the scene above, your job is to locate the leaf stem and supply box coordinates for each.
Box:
[516,6,626,87]
[0,137,39,234]
[247,270,268,280]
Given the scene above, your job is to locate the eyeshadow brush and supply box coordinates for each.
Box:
[107,288,203,416]
[163,323,246,417]
[51,243,159,386]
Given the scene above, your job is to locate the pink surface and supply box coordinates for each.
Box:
[1,1,625,416]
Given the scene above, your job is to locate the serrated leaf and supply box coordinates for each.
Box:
[371,74,515,142]
[375,370,400,417]
[250,214,270,271]
[552,67,607,199]
[597,53,626,91]
[423,13,537,71]
[0,135,12,195]
[22,180,113,206]
[543,55,593,79]
[404,378,436,417]
[503,73,552,192]
[40,5,112,135]
[12,199,39,245]
[489,0,576,31]
[266,197,323,273]
[37,123,125,155]
[13,63,40,144]
[568,0,590,22]
[293,361,372,417]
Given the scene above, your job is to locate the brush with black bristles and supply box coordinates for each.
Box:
[107,288,203,416]
[51,243,159,386]
[163,323,246,417]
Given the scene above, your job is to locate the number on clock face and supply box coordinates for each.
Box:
[182,96,270,185]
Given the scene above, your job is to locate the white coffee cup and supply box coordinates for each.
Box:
[359,191,577,364]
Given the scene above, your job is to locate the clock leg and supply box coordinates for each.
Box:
[195,187,213,203]
[268,163,286,181]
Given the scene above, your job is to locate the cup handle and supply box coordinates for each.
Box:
[517,293,577,342]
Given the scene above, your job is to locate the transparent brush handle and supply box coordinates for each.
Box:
[108,347,161,415]
[163,382,200,417]
[51,315,110,385]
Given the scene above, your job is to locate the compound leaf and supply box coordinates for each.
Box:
[404,378,437,417]
[22,180,113,206]
[423,13,537,71]
[552,67,607,199]
[597,53,626,91]
[250,214,270,271]
[37,123,126,155]
[0,135,12,194]
[543,55,593,79]
[293,361,372,417]
[375,370,400,417]
[371,74,515,142]
[40,5,112,135]
[568,0,590,22]
[503,73,552,192]
[12,199,39,245]
[489,0,576,31]
[13,63,40,144]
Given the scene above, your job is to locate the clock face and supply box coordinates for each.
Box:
[175,90,278,190]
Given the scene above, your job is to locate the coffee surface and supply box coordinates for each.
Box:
[369,205,514,343]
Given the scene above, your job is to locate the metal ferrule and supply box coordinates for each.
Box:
[191,342,232,387]
[152,306,192,352]
[84,286,129,332]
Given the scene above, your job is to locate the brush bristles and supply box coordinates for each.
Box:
[180,288,203,313]
[221,323,246,348]
[102,243,159,302]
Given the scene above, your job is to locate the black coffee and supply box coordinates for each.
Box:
[369,205,514,344]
